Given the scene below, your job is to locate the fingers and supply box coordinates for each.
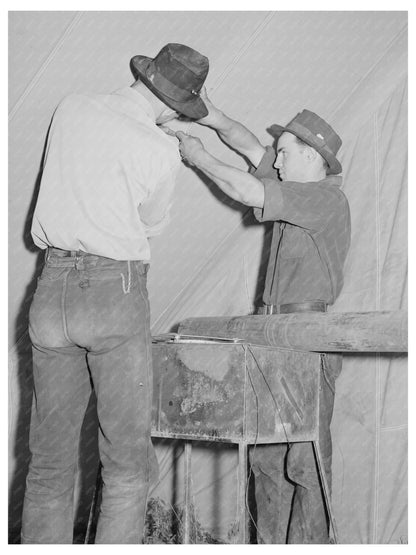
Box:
[176,132,187,160]
[159,125,176,137]
[175,130,186,140]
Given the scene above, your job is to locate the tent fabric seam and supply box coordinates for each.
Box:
[379,425,407,432]
[181,11,275,137]
[329,24,407,123]
[372,112,381,543]
[210,12,276,92]
[9,12,84,121]
[242,254,252,313]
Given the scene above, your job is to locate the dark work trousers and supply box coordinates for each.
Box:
[21,248,157,544]
[250,354,342,544]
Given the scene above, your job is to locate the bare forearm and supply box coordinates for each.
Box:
[191,148,264,208]
[213,111,260,148]
[199,104,265,167]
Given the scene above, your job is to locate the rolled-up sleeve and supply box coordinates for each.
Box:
[251,145,344,232]
[253,179,284,222]
[261,181,344,232]
[251,145,277,179]
[251,146,280,221]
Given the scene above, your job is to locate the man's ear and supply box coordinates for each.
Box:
[304,145,318,164]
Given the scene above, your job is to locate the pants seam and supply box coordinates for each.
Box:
[136,263,153,506]
[61,271,71,343]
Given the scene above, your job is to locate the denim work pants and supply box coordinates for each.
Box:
[21,248,156,544]
[250,354,342,544]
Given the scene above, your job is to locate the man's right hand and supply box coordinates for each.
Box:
[176,131,206,166]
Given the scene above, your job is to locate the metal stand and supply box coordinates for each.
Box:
[312,441,339,544]
[237,443,249,543]
[181,440,250,544]
[183,441,193,543]
[85,440,337,544]
[83,343,342,544]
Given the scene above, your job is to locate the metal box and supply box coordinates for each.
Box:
[152,342,322,444]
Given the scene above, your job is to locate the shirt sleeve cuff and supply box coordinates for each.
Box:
[253,178,284,222]
[251,145,276,178]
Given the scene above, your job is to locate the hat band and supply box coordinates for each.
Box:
[145,65,199,103]
[287,121,328,150]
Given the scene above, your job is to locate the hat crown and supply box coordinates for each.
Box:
[288,109,342,155]
[152,43,209,94]
[130,43,209,119]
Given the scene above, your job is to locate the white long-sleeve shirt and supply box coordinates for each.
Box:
[31,87,181,261]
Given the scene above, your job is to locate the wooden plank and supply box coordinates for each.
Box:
[178,311,407,353]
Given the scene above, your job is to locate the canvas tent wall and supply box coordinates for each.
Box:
[8,11,407,543]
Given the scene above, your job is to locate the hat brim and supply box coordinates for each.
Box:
[268,124,342,175]
[130,55,208,120]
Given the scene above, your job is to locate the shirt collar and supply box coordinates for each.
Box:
[111,86,156,122]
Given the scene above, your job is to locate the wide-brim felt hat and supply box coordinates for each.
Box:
[268,109,342,175]
[130,43,209,120]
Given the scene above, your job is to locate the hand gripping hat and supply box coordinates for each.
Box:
[268,109,342,175]
[130,43,209,120]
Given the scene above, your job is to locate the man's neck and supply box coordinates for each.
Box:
[314,169,328,181]
[302,168,327,182]
[131,81,165,119]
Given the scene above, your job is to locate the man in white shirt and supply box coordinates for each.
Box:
[21,43,209,544]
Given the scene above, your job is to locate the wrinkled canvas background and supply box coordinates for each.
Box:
[9,11,407,543]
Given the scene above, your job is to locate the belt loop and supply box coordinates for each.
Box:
[120,261,132,294]
[74,251,84,270]
[127,260,131,293]
[45,247,51,264]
